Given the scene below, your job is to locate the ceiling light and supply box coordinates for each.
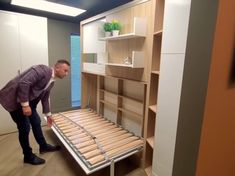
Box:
[11,0,86,17]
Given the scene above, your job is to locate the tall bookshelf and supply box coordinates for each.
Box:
[144,0,165,175]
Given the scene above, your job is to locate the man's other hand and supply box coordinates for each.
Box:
[22,106,32,116]
[47,116,54,127]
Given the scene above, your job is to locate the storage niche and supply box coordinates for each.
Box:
[98,75,147,137]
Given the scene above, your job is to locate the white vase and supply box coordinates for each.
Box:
[105,31,111,37]
[112,30,120,36]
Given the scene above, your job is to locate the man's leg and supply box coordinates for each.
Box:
[9,109,45,165]
[10,109,32,157]
[29,109,47,147]
[29,108,61,153]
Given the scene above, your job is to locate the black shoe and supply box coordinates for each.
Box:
[40,144,61,154]
[24,154,45,165]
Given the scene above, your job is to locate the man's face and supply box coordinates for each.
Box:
[55,63,70,79]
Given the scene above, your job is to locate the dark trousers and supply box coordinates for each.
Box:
[9,100,47,157]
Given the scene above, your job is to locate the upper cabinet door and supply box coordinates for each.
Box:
[0,11,21,87]
[161,0,192,54]
[83,19,106,53]
[18,14,48,71]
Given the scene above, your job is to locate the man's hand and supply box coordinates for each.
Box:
[47,116,54,127]
[22,106,32,116]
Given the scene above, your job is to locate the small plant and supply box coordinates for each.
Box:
[103,22,112,32]
[111,20,121,31]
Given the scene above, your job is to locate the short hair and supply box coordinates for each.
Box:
[56,59,70,66]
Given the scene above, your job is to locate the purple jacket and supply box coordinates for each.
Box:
[0,65,53,114]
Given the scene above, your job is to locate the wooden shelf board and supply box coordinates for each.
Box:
[81,71,105,76]
[99,33,145,41]
[147,136,154,149]
[105,62,134,68]
[118,108,142,119]
[145,166,152,176]
[118,94,143,104]
[99,89,117,96]
[153,30,163,36]
[105,62,144,68]
[149,105,157,113]
[82,73,147,85]
[151,70,160,75]
[100,100,117,109]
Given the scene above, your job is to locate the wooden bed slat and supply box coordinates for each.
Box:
[52,109,143,168]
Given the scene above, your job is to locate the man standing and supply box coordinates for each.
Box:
[0,59,70,165]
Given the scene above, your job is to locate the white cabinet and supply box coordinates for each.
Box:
[18,14,48,70]
[161,0,191,54]
[0,11,48,135]
[83,19,106,53]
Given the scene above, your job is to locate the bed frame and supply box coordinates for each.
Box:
[50,108,143,175]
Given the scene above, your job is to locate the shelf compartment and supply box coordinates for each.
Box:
[149,75,159,105]
[105,51,144,68]
[144,142,153,170]
[151,36,162,71]
[151,71,160,75]
[153,29,163,36]
[99,89,117,96]
[147,136,154,149]
[100,99,117,109]
[147,110,156,138]
[118,108,142,119]
[118,94,143,104]
[99,17,146,41]
[149,104,157,113]
[145,165,152,176]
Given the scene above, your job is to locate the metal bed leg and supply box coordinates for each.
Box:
[110,160,115,176]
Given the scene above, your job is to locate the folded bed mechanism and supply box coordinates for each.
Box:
[51,108,144,174]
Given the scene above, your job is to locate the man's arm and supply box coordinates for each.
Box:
[41,88,54,127]
[18,68,44,116]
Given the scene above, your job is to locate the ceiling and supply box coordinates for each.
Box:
[0,0,134,23]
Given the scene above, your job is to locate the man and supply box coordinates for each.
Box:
[0,59,70,165]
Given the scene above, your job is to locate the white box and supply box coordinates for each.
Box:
[83,62,105,75]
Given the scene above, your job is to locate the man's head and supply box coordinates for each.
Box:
[54,59,70,79]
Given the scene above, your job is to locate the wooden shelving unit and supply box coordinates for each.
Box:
[143,0,165,175]
[81,0,165,173]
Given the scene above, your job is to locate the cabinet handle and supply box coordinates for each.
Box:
[18,70,21,75]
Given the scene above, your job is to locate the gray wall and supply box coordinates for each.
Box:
[47,19,79,112]
[173,0,219,175]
